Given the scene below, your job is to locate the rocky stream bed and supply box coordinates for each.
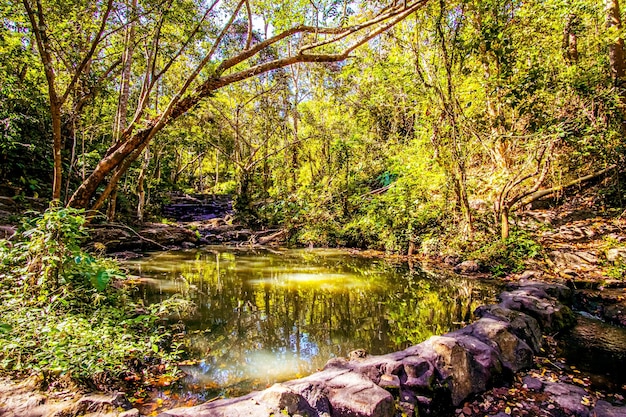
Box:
[0,193,625,417]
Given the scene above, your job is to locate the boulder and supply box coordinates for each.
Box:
[603,303,626,327]
[0,381,132,417]
[158,385,320,417]
[448,318,532,373]
[399,355,436,391]
[522,376,543,391]
[574,251,600,264]
[551,250,596,271]
[498,289,576,332]
[157,393,277,417]
[518,270,542,280]
[67,392,131,415]
[607,248,626,264]
[474,304,543,353]
[452,334,504,387]
[443,255,462,266]
[409,336,498,406]
[323,372,395,417]
[510,280,574,303]
[285,368,395,417]
[87,226,135,252]
[256,384,315,415]
[398,389,419,417]
[453,260,480,274]
[139,224,199,246]
[323,354,404,390]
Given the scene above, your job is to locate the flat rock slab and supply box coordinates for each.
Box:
[544,382,591,417]
[160,371,395,417]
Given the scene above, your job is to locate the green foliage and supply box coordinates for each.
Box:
[601,236,626,280]
[605,262,626,280]
[0,0,624,258]
[0,7,51,196]
[470,231,543,276]
[0,208,187,387]
[1,207,121,294]
[0,301,182,384]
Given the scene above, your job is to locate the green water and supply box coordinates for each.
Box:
[126,247,496,400]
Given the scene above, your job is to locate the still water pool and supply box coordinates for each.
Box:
[125,247,496,401]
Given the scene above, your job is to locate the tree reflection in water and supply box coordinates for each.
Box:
[126,247,496,397]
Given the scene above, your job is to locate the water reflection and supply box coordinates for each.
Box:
[125,247,495,397]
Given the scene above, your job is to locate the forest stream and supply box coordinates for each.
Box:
[124,247,499,410]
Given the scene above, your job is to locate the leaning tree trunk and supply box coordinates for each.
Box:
[65,1,433,210]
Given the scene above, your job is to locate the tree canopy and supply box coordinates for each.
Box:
[1,0,624,248]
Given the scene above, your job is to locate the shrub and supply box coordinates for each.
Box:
[470,230,543,277]
[0,208,186,389]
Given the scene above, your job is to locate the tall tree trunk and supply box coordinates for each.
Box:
[563,14,579,65]
[214,149,219,190]
[108,0,137,220]
[197,153,204,192]
[607,0,626,82]
[113,0,137,142]
[23,0,114,204]
[500,205,510,240]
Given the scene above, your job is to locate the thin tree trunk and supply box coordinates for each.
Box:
[137,147,150,222]
[214,149,219,190]
[51,105,63,202]
[501,205,510,240]
[113,0,137,141]
[197,153,204,192]
[607,0,626,82]
[108,0,136,220]
[563,14,579,64]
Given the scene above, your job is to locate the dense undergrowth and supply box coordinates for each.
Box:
[0,208,190,391]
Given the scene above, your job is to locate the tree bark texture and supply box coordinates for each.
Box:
[607,0,626,82]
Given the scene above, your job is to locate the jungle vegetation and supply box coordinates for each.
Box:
[1,0,624,248]
[0,0,625,391]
